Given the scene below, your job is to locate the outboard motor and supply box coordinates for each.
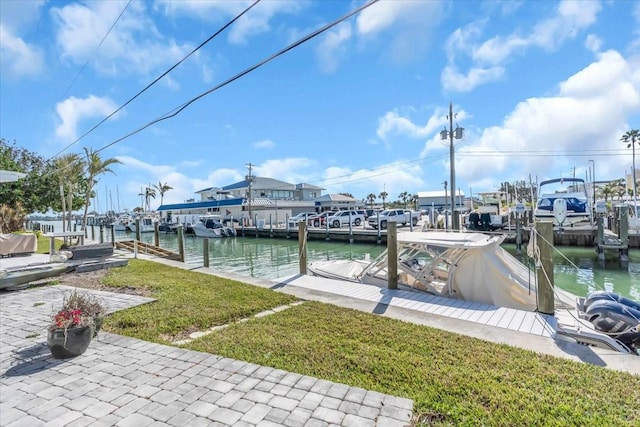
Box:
[583,293,640,353]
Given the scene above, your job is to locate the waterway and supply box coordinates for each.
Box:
[35,221,640,301]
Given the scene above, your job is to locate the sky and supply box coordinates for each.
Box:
[1,0,639,212]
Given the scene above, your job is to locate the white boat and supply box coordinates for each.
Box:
[110,213,134,232]
[192,215,236,238]
[308,231,639,354]
[128,214,159,233]
[534,178,591,227]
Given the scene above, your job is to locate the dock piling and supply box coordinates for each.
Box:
[535,220,555,315]
[298,222,307,275]
[387,222,398,289]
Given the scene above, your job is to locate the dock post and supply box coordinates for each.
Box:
[269,214,273,238]
[99,225,104,244]
[91,224,95,241]
[515,215,522,256]
[255,214,258,238]
[133,239,138,259]
[325,216,330,241]
[349,217,354,244]
[298,222,307,275]
[285,214,290,239]
[154,222,160,247]
[535,220,555,315]
[619,204,629,261]
[177,225,185,262]
[241,215,245,237]
[135,218,141,242]
[387,222,398,289]
[203,238,209,268]
[596,216,605,260]
[110,225,115,248]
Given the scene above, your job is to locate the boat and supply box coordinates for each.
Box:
[534,178,591,227]
[110,213,134,232]
[308,231,639,354]
[0,262,69,290]
[128,214,159,233]
[192,215,236,238]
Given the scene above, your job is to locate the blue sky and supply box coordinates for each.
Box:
[1,0,639,212]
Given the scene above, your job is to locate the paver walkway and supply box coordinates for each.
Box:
[0,285,413,426]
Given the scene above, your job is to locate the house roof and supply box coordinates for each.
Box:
[223,177,296,191]
[158,197,244,211]
[314,193,358,202]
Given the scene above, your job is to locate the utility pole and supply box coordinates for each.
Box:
[246,163,254,221]
[440,102,464,230]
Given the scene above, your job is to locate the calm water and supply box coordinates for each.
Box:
[36,221,640,301]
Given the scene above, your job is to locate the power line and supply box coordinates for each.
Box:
[58,0,133,102]
[93,0,381,155]
[52,0,262,159]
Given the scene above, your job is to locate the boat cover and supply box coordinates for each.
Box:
[0,234,37,256]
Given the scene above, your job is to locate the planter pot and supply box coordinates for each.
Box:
[47,325,93,359]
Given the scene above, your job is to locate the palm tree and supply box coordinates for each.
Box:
[366,193,376,208]
[81,148,121,233]
[621,129,640,201]
[54,153,81,232]
[140,187,156,211]
[379,191,388,209]
[153,181,173,206]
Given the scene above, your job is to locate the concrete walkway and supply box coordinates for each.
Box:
[0,285,413,426]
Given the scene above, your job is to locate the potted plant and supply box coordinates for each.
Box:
[47,290,106,359]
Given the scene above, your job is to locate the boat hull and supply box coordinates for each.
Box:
[0,263,68,289]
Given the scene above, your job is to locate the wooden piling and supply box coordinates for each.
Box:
[91,224,95,241]
[135,218,141,242]
[154,222,160,247]
[99,225,104,244]
[177,225,185,262]
[298,221,307,275]
[387,222,398,289]
[110,225,115,247]
[535,220,555,315]
[203,238,209,268]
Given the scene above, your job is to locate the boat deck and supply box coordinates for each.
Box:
[273,274,557,338]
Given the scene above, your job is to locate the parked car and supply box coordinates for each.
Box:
[367,209,421,229]
[326,210,365,228]
[288,212,316,228]
[307,211,333,227]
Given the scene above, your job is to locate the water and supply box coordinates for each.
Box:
[34,221,640,300]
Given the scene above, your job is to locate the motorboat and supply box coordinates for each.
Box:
[128,214,159,233]
[192,215,236,238]
[534,178,591,227]
[110,213,134,232]
[308,231,639,354]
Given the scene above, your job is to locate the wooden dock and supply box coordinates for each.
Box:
[116,240,181,261]
[273,274,558,338]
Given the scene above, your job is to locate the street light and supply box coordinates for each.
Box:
[440,102,464,230]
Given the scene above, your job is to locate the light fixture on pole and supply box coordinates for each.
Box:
[440,102,464,230]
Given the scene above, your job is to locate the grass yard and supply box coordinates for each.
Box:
[97,259,639,426]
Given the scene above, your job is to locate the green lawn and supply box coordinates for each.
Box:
[99,259,639,426]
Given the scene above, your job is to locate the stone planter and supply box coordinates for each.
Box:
[47,325,93,359]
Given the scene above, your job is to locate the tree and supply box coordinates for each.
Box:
[139,187,156,211]
[398,191,410,208]
[379,191,388,209]
[54,153,83,232]
[622,129,640,201]
[0,139,60,227]
[153,181,173,206]
[366,193,376,208]
[81,148,121,233]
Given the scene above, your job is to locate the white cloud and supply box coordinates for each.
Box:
[444,0,602,92]
[322,162,425,200]
[0,26,45,78]
[316,22,352,74]
[585,34,602,53]
[253,139,275,149]
[254,158,319,185]
[156,0,304,45]
[440,65,505,93]
[456,50,640,188]
[55,95,120,141]
[377,109,446,141]
[52,1,192,77]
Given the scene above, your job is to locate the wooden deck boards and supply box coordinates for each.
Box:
[274,274,557,338]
